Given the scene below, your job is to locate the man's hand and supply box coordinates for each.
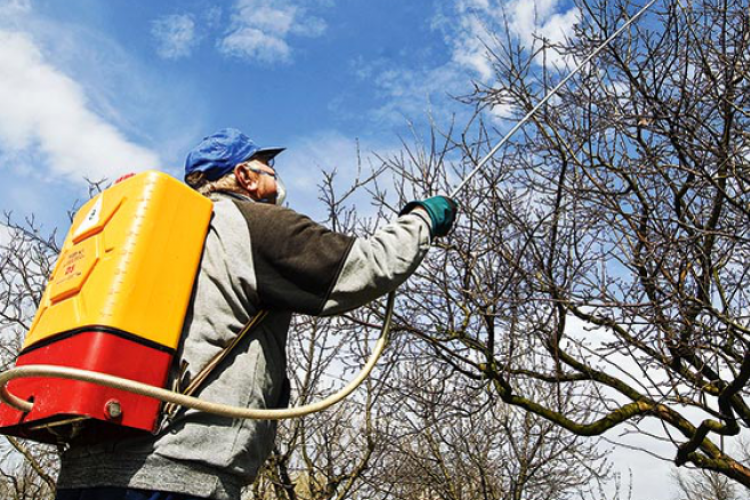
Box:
[400,196,458,238]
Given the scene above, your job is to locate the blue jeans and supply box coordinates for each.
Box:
[55,486,204,500]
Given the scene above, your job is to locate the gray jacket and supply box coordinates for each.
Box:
[57,193,432,499]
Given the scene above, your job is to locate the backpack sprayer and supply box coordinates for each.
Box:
[0,0,656,445]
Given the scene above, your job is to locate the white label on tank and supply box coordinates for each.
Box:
[74,195,104,239]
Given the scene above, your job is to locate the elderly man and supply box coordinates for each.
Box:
[55,128,457,500]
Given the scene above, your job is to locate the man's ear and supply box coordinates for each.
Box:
[235,164,258,195]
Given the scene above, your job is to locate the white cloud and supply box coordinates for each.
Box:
[220,27,292,63]
[354,0,580,126]
[445,0,579,81]
[507,0,579,60]
[0,0,31,17]
[280,130,398,220]
[204,6,223,29]
[283,131,370,197]
[350,49,484,128]
[152,14,197,60]
[218,0,327,64]
[0,30,161,183]
[451,15,494,81]
[539,8,579,44]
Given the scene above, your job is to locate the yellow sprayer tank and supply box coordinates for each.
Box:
[0,171,213,443]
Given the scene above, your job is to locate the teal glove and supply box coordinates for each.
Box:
[400,196,458,237]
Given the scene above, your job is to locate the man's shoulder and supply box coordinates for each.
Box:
[224,196,315,229]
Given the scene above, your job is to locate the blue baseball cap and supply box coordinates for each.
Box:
[184,128,285,181]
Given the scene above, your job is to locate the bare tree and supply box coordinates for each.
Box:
[672,469,744,500]
[0,214,61,499]
[370,371,610,500]
[373,0,750,488]
[0,447,57,500]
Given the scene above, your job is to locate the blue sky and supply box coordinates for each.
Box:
[0,0,681,497]
[0,0,583,229]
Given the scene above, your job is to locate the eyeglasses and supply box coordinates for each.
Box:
[238,159,286,205]
[243,163,277,179]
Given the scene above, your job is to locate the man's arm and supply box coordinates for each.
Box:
[319,209,431,315]
[231,201,432,316]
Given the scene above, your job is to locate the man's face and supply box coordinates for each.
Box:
[240,158,280,204]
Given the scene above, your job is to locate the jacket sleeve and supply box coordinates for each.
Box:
[319,210,431,315]
[231,200,432,316]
